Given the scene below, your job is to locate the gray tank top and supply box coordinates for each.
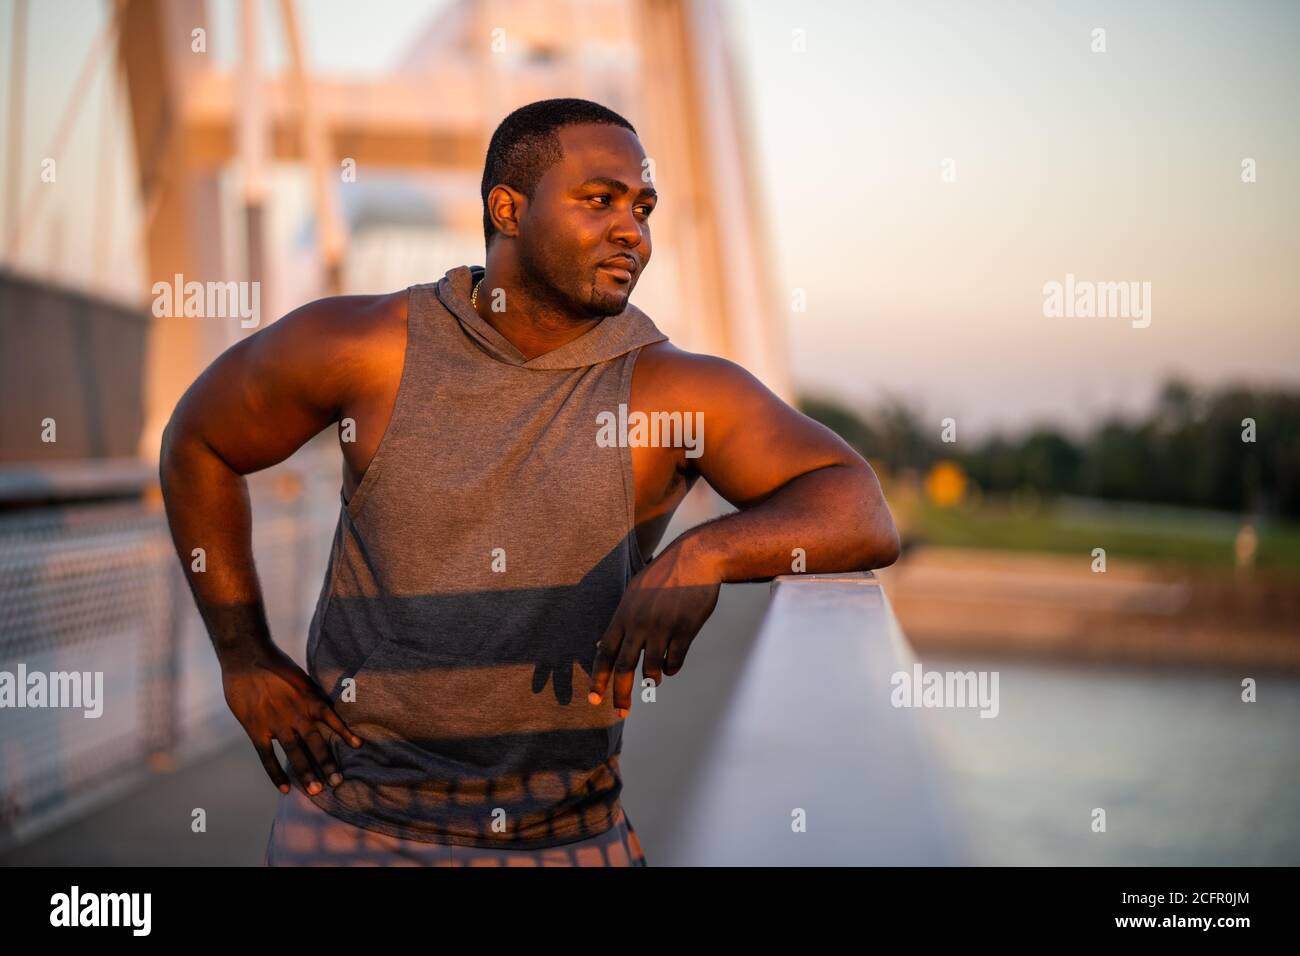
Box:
[303,264,669,848]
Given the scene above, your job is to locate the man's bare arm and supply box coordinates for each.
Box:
[663,348,899,583]
[159,292,402,793]
[590,345,899,715]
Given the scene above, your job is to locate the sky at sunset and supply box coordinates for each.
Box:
[3,0,1297,441]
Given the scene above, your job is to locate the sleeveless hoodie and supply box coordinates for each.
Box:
[304,264,669,848]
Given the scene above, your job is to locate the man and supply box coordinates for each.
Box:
[159,98,900,867]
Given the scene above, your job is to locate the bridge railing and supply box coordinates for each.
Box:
[664,571,968,865]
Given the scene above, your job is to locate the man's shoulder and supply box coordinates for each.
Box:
[633,340,765,405]
[254,289,410,398]
[280,288,409,342]
[268,289,409,366]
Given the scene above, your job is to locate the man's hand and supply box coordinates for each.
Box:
[221,643,363,795]
[588,536,721,717]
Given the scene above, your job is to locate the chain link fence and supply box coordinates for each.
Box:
[0,455,341,852]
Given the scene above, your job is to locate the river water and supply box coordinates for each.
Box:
[920,652,1300,865]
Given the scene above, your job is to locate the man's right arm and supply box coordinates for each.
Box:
[158,292,402,795]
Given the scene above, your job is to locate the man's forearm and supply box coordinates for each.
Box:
[671,462,900,584]
[159,425,277,667]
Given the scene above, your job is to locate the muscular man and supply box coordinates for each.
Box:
[159,98,899,867]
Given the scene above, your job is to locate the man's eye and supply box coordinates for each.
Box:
[588,195,652,217]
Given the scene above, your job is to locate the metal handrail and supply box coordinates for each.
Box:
[663,571,967,865]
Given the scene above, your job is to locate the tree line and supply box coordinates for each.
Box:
[799,378,1300,520]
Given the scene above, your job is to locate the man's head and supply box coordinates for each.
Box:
[480,98,657,317]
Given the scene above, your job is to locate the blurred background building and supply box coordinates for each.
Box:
[1,0,1298,866]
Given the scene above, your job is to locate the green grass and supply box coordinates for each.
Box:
[906,496,1300,572]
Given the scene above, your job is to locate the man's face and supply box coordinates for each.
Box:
[514,123,656,318]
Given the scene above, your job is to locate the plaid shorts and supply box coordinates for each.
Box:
[262,785,648,867]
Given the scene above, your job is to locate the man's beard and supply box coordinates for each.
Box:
[518,242,628,320]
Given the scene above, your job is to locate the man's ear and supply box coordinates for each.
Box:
[487,184,525,239]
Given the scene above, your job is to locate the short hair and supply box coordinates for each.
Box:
[480,98,637,250]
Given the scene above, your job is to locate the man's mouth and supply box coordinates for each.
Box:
[597,257,636,282]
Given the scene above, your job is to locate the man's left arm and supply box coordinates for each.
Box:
[589,351,900,715]
[669,354,900,583]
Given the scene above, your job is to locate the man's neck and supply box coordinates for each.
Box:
[473,265,601,362]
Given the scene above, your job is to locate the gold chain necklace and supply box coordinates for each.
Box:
[471,278,482,309]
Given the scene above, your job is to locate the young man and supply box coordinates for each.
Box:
[160,98,899,867]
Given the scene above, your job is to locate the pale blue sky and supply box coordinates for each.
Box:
[3,0,1297,440]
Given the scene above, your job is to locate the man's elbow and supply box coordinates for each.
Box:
[158,410,205,496]
[859,523,901,570]
[848,489,901,569]
[159,414,178,467]
[158,406,193,470]
[851,463,901,569]
[884,526,903,567]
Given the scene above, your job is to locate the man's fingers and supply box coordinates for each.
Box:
[664,628,695,677]
[588,618,625,704]
[302,729,343,787]
[280,732,322,795]
[316,701,362,748]
[641,637,666,689]
[611,634,644,715]
[253,737,291,794]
